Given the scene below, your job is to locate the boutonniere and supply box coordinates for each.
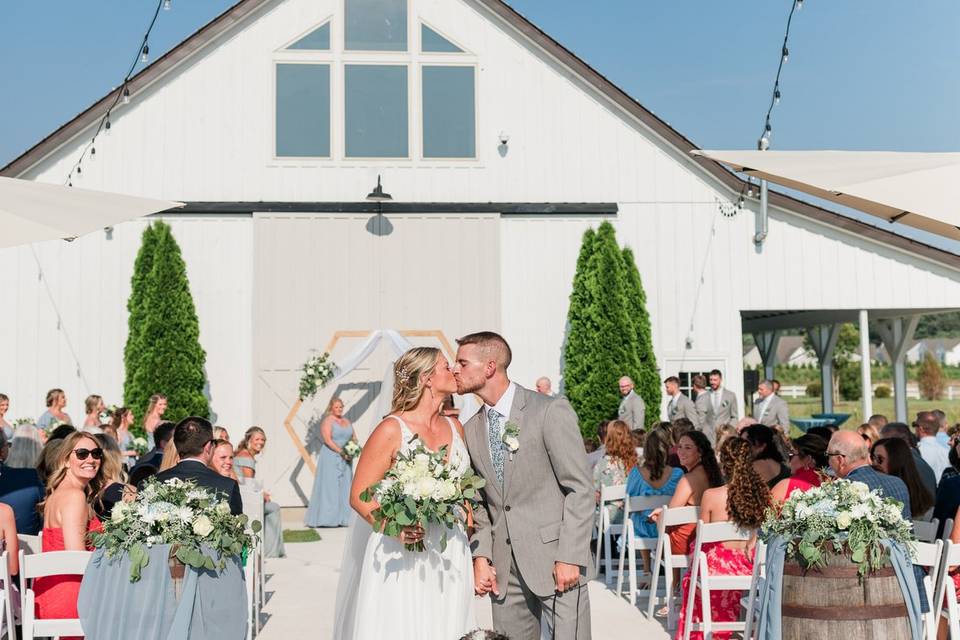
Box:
[722,400,729,408]
[502,421,521,460]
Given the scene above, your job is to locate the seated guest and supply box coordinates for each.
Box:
[129,421,175,486]
[941,435,960,482]
[670,419,695,468]
[714,423,738,451]
[933,435,960,537]
[159,439,179,472]
[914,411,950,483]
[676,437,770,640]
[770,434,828,502]
[741,424,791,488]
[806,426,835,443]
[36,388,72,431]
[92,434,132,521]
[154,417,242,515]
[857,422,881,446]
[591,420,637,527]
[829,431,911,519]
[213,426,231,443]
[34,432,105,639]
[209,439,239,481]
[881,422,937,499]
[934,410,950,448]
[81,395,105,432]
[48,424,77,442]
[626,427,683,570]
[650,431,723,555]
[235,427,285,558]
[871,437,934,520]
[586,421,609,470]
[0,503,19,577]
[0,427,44,535]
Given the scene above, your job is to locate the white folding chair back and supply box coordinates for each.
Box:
[646,504,700,627]
[913,540,943,640]
[16,536,38,557]
[0,550,11,640]
[682,521,754,640]
[240,488,266,636]
[741,538,767,640]
[19,549,91,640]
[594,484,626,583]
[914,518,940,543]
[935,540,960,640]
[943,518,955,541]
[614,494,671,604]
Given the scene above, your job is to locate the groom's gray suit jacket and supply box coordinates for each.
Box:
[465,384,594,598]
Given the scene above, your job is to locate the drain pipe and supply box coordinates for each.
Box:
[754,179,768,245]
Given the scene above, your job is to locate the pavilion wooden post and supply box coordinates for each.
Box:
[875,315,920,423]
[807,324,841,414]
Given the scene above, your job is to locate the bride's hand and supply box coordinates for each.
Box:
[397,525,424,546]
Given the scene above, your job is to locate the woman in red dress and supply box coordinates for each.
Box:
[770,433,828,503]
[676,437,771,640]
[34,431,106,639]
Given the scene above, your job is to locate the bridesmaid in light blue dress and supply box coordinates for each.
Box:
[305,398,355,528]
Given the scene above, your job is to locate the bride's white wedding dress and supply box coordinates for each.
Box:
[332,415,476,639]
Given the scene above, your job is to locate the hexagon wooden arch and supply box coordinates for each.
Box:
[283,330,456,474]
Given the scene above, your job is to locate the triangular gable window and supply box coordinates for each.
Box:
[287,22,331,50]
[421,24,462,53]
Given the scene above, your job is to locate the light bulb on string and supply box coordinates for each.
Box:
[90,145,96,160]
[141,44,149,64]
[76,165,82,176]
[758,135,770,151]
[774,89,781,104]
[163,0,171,9]
[747,183,755,198]
[122,87,131,105]
[796,0,803,9]
[782,46,789,63]
[105,117,111,135]
[738,195,745,209]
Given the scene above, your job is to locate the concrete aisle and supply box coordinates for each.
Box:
[257,528,670,640]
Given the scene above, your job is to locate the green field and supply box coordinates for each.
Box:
[784,397,960,435]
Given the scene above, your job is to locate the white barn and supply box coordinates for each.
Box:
[3,0,959,505]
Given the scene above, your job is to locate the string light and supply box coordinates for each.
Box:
[756,0,803,150]
[63,0,168,185]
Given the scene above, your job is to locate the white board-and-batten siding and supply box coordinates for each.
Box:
[2,0,959,504]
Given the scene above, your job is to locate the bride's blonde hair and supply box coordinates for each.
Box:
[391,347,441,413]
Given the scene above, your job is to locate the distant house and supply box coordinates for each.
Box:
[907,338,960,365]
[776,336,817,367]
[743,345,762,368]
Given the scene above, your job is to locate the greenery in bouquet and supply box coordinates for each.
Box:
[341,440,362,462]
[299,351,337,400]
[91,477,261,582]
[360,438,485,553]
[12,417,34,427]
[762,478,914,577]
[130,436,150,457]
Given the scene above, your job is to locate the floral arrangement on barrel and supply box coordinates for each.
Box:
[299,351,338,400]
[91,477,261,582]
[360,439,485,552]
[762,478,914,577]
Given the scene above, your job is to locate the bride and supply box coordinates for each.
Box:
[332,346,476,639]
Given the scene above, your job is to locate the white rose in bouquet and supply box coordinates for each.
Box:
[192,515,214,537]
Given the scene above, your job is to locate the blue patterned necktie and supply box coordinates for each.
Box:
[487,408,505,485]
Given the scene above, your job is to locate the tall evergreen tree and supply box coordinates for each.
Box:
[563,222,641,436]
[131,221,210,423]
[123,223,159,415]
[621,246,661,413]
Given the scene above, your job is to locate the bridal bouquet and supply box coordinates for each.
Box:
[91,477,260,582]
[762,478,914,576]
[360,438,485,552]
[130,436,150,457]
[298,351,337,400]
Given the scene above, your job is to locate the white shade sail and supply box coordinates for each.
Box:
[0,176,183,249]
[692,150,960,242]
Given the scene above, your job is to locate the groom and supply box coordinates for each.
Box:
[454,332,593,640]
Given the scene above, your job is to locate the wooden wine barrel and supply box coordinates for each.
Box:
[781,552,911,640]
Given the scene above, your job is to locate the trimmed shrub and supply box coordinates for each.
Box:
[874,384,892,399]
[838,366,862,401]
[805,382,822,398]
[918,352,945,401]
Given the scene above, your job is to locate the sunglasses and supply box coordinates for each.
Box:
[73,447,103,461]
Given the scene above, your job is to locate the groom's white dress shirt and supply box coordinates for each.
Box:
[484,382,517,456]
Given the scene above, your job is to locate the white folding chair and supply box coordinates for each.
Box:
[615,494,671,604]
[646,505,700,629]
[16,536,38,557]
[943,518,955,541]
[682,520,754,640]
[0,550,14,640]
[914,518,940,543]
[740,538,767,640]
[240,487,266,639]
[19,549,91,640]
[913,540,943,640]
[934,540,960,640]
[594,484,626,585]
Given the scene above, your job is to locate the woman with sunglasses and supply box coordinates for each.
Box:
[870,437,934,520]
[770,433,828,503]
[33,431,106,638]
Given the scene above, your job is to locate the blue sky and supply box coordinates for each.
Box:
[2,1,958,248]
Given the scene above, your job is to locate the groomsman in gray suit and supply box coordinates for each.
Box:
[664,376,700,429]
[701,369,738,444]
[617,376,646,432]
[754,379,789,429]
[455,332,593,640]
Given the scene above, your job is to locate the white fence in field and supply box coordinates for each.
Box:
[779,384,960,400]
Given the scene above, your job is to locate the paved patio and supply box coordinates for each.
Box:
[257,525,670,639]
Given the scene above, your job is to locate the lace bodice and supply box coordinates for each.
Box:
[390,415,471,478]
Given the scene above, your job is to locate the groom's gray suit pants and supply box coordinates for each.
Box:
[492,554,591,640]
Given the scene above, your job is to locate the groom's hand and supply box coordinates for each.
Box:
[473,557,498,597]
[554,561,581,592]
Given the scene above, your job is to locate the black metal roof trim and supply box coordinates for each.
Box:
[159,202,619,215]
